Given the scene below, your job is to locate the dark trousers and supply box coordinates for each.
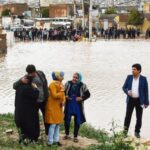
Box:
[65,115,80,138]
[124,98,143,133]
[37,102,49,135]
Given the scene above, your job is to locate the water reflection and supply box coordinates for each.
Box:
[0,38,150,139]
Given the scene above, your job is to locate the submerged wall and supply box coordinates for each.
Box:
[0,28,7,54]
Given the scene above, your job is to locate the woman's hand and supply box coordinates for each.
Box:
[76,97,83,102]
[60,101,65,107]
[60,84,65,92]
[21,77,29,84]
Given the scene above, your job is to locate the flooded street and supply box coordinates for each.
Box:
[0,35,150,139]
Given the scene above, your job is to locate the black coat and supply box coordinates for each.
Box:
[13,70,49,102]
[64,81,90,124]
[14,84,39,141]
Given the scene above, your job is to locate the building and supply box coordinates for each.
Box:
[49,4,73,18]
[141,13,150,32]
[144,2,150,13]
[99,14,117,29]
[40,0,75,7]
[0,3,28,16]
[114,14,128,28]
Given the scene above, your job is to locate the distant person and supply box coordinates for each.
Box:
[45,72,65,146]
[122,64,149,138]
[14,75,39,143]
[145,28,149,39]
[13,64,49,135]
[64,73,90,142]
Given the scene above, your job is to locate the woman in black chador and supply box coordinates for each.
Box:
[14,75,39,142]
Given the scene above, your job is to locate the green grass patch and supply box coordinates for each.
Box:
[0,113,147,150]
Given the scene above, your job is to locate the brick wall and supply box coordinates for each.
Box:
[49,4,71,18]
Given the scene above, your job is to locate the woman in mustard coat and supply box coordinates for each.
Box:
[45,72,65,146]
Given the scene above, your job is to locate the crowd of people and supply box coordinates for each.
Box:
[14,27,90,42]
[13,26,150,42]
[100,27,141,39]
[145,28,150,39]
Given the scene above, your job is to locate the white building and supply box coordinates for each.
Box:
[40,0,77,7]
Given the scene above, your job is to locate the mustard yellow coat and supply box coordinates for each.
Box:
[45,81,65,124]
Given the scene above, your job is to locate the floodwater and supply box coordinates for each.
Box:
[0,32,150,139]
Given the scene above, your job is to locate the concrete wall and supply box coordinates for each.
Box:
[118,22,127,29]
[142,19,150,33]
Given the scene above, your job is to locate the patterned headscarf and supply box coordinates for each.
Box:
[52,71,64,81]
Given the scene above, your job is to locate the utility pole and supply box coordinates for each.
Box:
[111,0,114,6]
[136,0,141,10]
[39,0,42,18]
[82,0,85,29]
[73,0,77,29]
[89,0,93,41]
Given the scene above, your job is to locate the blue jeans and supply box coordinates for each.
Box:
[48,124,60,144]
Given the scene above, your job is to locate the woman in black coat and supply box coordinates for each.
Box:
[14,75,39,142]
[64,73,90,142]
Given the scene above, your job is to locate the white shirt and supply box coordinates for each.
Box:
[131,76,140,98]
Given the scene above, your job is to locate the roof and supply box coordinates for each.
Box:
[99,14,117,20]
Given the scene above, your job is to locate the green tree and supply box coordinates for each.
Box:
[41,8,49,18]
[105,7,117,14]
[128,9,144,26]
[1,9,10,16]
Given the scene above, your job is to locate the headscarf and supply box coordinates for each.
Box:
[71,72,82,93]
[52,71,64,81]
[74,72,82,84]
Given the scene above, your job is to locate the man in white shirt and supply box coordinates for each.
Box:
[122,64,149,138]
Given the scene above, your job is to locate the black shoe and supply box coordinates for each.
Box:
[47,143,53,147]
[53,142,62,146]
[135,132,140,138]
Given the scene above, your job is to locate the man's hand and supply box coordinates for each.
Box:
[32,83,38,89]
[76,97,83,102]
[127,90,132,97]
[21,77,29,84]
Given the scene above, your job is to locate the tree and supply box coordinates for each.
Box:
[128,9,144,26]
[105,7,117,14]
[41,8,49,18]
[1,9,10,16]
